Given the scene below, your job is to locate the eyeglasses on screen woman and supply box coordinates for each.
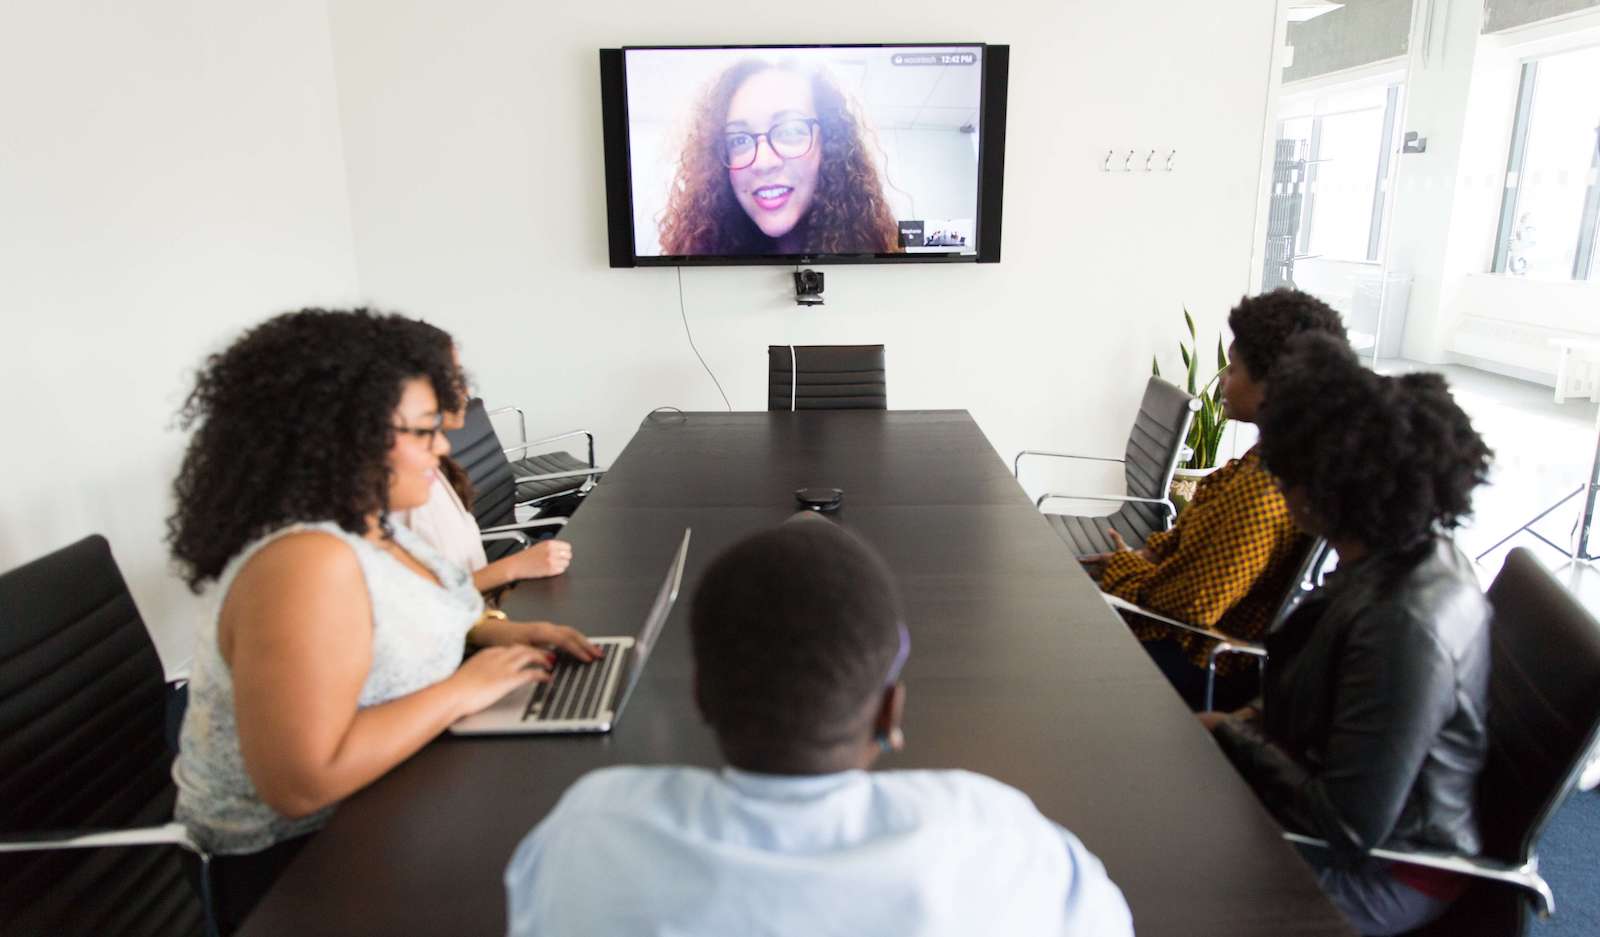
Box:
[720,118,821,170]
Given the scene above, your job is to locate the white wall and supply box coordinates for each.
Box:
[0,1,360,669]
[323,0,1280,503]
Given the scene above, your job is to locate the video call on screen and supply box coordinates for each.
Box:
[625,46,984,258]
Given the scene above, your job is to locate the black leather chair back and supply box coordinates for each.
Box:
[1117,376,1200,544]
[767,345,887,410]
[1480,547,1600,863]
[443,398,518,531]
[1410,548,1600,937]
[0,536,204,936]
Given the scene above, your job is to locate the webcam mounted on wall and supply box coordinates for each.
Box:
[793,269,825,306]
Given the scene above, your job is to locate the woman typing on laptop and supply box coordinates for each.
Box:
[167,309,570,932]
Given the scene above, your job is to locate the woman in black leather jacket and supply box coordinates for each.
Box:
[1201,334,1494,936]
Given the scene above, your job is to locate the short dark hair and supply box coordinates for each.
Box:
[1227,288,1348,382]
[690,519,904,769]
[1258,333,1492,550]
[167,308,461,592]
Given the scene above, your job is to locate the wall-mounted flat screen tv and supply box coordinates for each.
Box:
[600,43,1008,267]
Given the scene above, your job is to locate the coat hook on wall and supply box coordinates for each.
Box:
[1123,149,1135,172]
[1103,149,1115,172]
[1145,149,1157,172]
[1164,149,1176,172]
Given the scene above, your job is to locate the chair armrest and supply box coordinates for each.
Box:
[487,406,528,445]
[480,518,568,536]
[2,822,223,936]
[1037,492,1178,522]
[1102,594,1246,645]
[480,530,530,546]
[512,467,606,485]
[1282,832,1555,917]
[0,822,206,857]
[1013,449,1125,478]
[504,429,598,469]
[1211,641,1266,660]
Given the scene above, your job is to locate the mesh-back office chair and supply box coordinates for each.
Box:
[768,345,887,410]
[1104,536,1329,711]
[485,403,604,510]
[1018,376,1199,556]
[444,399,569,564]
[1286,548,1600,937]
[0,536,214,937]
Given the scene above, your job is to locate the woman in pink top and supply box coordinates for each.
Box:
[394,337,599,662]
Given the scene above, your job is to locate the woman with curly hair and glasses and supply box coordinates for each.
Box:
[658,58,902,256]
[168,309,555,931]
[1200,333,1494,936]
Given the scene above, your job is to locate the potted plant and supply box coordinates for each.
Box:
[1153,308,1229,508]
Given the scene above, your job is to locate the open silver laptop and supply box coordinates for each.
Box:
[450,528,690,736]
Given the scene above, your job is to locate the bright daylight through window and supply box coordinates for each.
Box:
[1492,42,1600,281]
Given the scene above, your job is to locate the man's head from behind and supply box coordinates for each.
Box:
[690,518,906,775]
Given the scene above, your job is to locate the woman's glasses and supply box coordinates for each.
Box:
[392,413,445,445]
[720,118,821,170]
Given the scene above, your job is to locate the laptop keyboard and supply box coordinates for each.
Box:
[523,647,624,722]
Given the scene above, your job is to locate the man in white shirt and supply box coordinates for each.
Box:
[504,518,1134,936]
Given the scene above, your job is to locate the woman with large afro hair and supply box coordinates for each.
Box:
[1204,332,1495,936]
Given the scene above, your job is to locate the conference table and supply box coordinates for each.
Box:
[241,409,1353,937]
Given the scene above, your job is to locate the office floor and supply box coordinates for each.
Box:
[1377,358,1598,936]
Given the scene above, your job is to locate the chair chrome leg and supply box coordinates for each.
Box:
[199,851,219,937]
[1204,649,1220,712]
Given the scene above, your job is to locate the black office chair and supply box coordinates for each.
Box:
[1017,375,1199,556]
[445,399,570,563]
[1289,548,1600,937]
[1105,536,1330,710]
[0,536,214,937]
[767,344,887,410]
[484,402,605,511]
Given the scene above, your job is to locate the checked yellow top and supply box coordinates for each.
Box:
[1098,446,1305,673]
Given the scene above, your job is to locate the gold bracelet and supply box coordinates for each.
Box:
[467,608,508,645]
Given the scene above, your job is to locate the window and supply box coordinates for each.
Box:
[1274,80,1403,263]
[1492,43,1600,281]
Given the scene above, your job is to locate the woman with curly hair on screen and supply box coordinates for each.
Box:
[658,58,902,256]
[168,309,566,932]
[1199,333,1495,936]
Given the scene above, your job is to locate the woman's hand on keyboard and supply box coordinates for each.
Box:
[473,618,603,664]
[449,645,551,715]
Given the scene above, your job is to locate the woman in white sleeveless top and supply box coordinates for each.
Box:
[168,310,568,931]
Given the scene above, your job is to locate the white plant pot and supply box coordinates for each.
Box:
[1169,465,1219,507]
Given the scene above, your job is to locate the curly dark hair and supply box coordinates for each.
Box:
[1258,333,1493,551]
[691,518,904,772]
[167,309,462,592]
[658,58,902,256]
[1228,288,1348,382]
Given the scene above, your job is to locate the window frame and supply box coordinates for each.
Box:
[1490,46,1600,281]
[1275,78,1403,265]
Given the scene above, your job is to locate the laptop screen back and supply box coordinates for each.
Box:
[614,528,691,718]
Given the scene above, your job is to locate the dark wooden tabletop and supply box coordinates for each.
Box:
[241,410,1352,937]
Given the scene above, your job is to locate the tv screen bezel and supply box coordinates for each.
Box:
[601,42,1006,268]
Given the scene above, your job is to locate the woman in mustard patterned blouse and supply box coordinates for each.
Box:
[1084,289,1353,711]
